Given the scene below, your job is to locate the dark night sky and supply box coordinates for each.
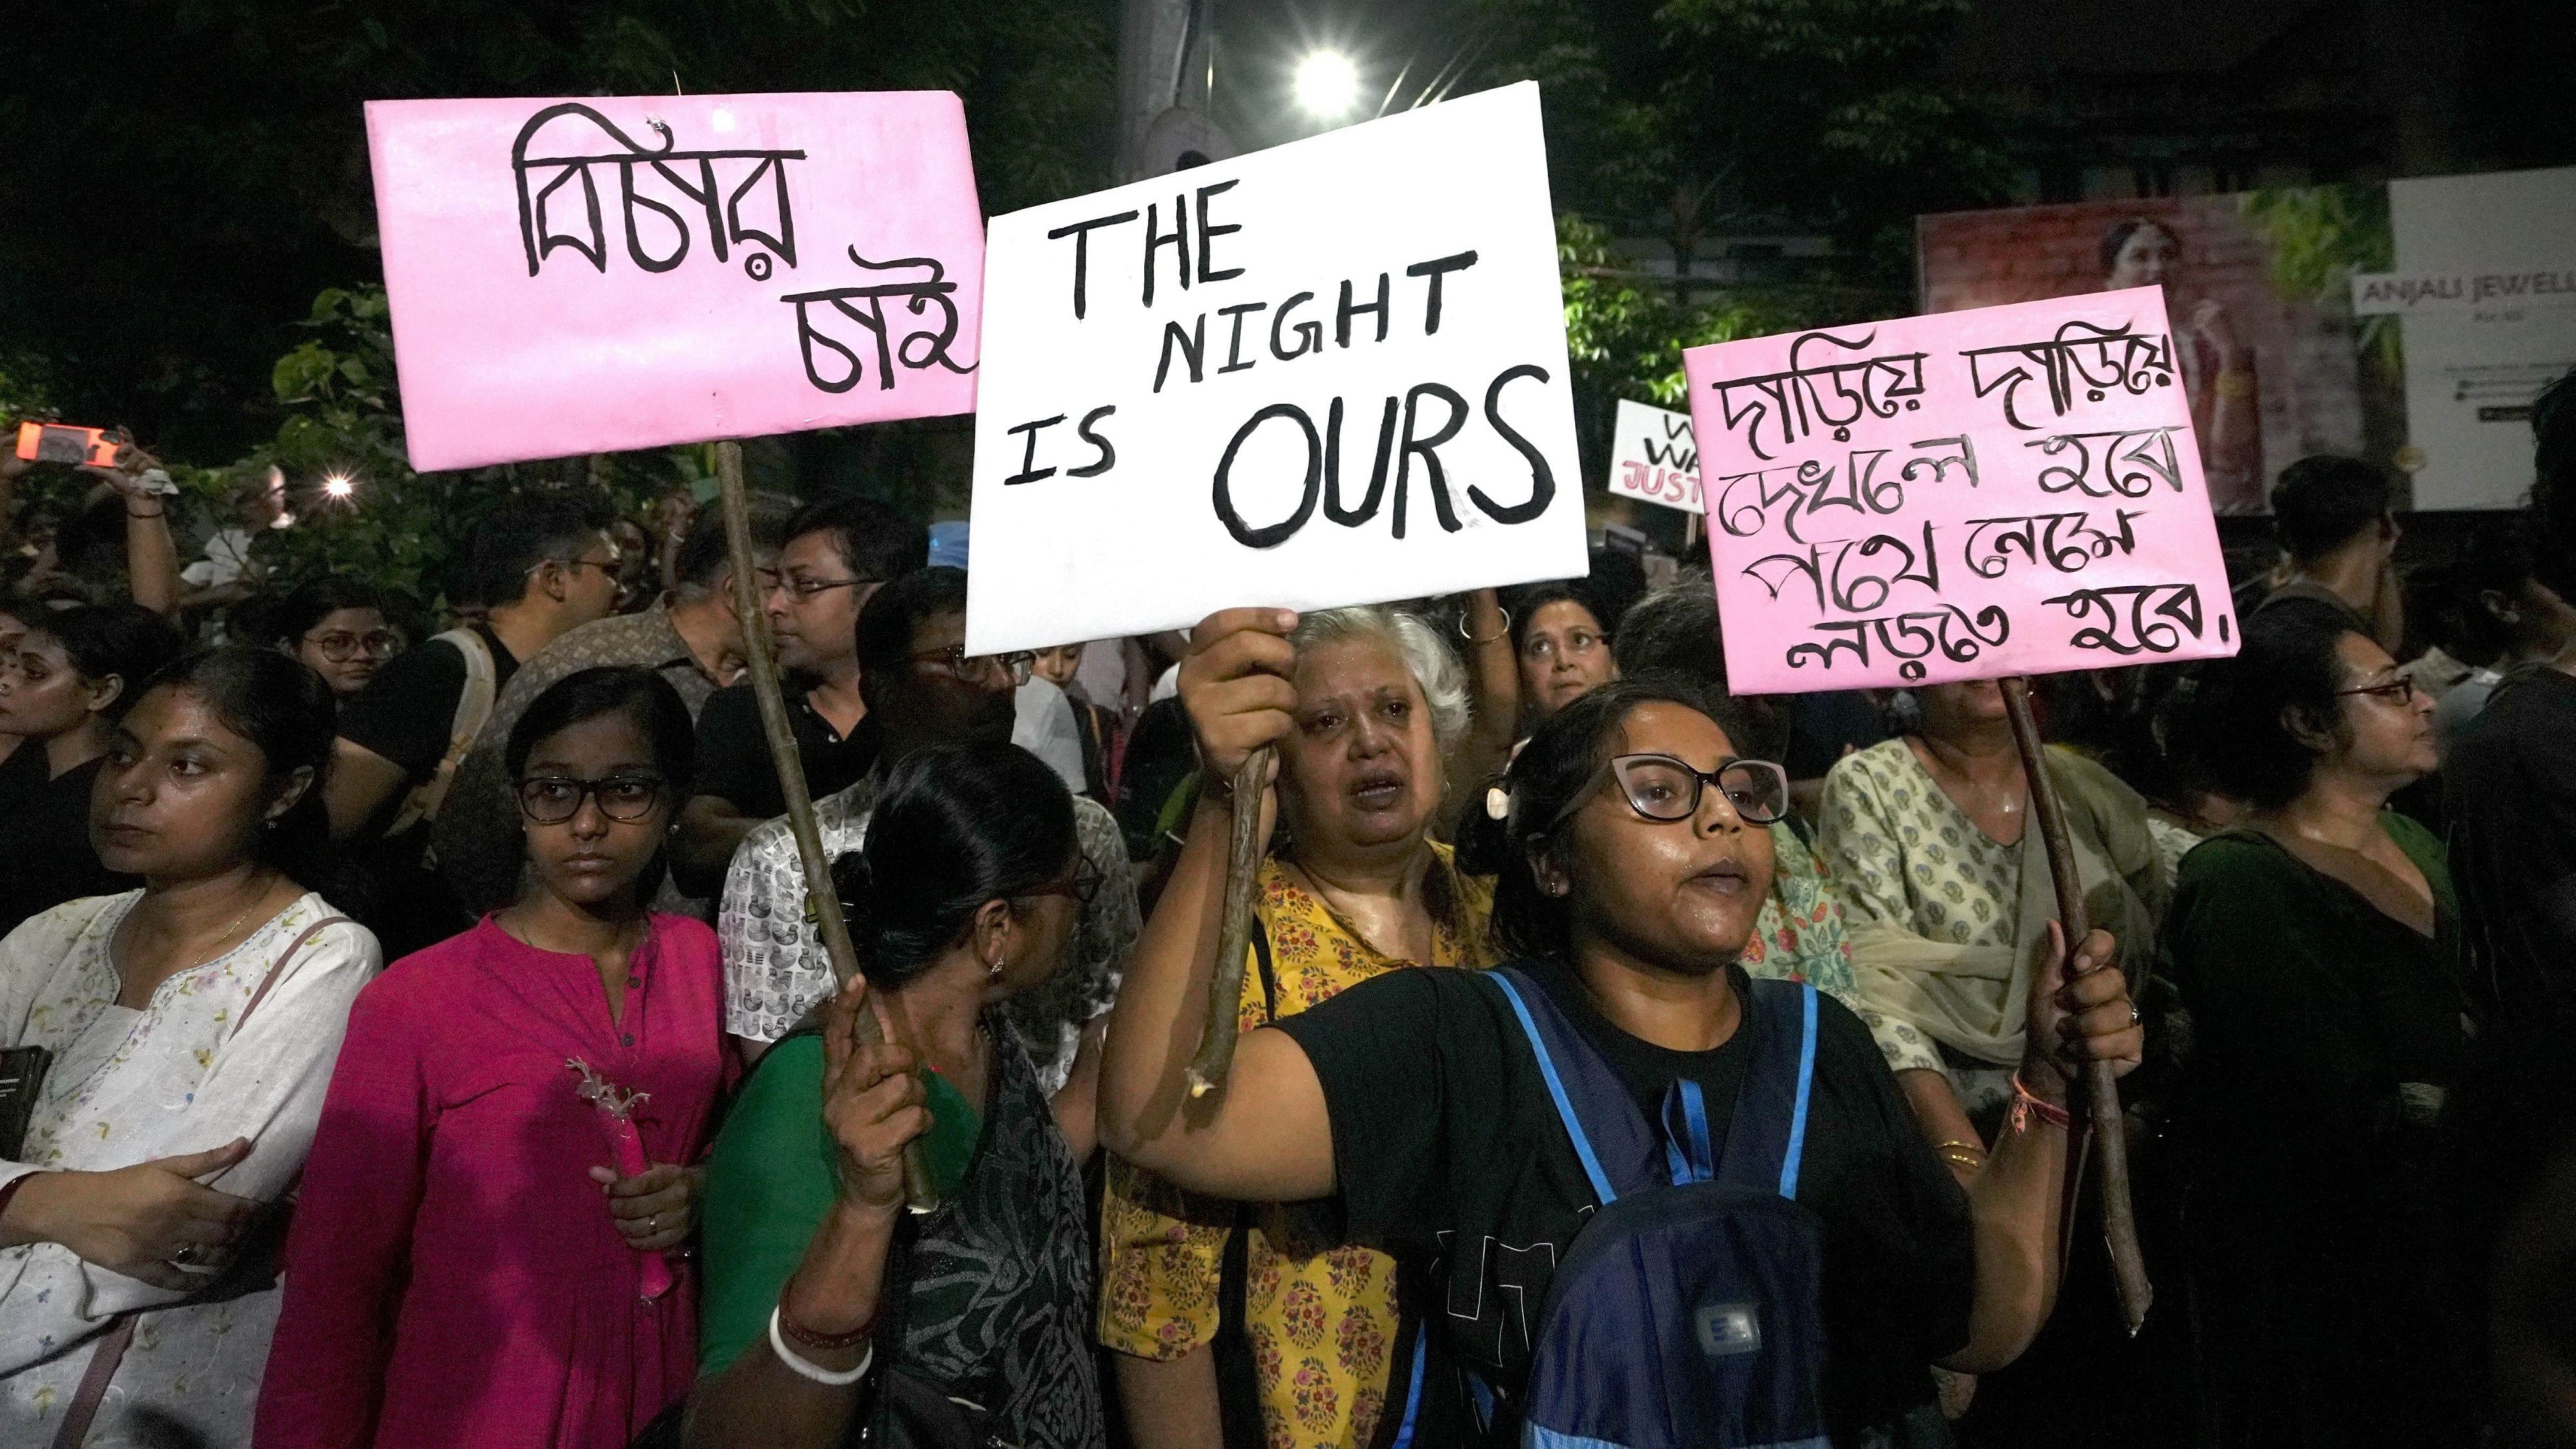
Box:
[1203,0,1478,152]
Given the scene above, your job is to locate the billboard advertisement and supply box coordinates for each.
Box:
[1919,167,2576,513]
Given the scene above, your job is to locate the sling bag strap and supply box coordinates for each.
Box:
[231,915,350,1041]
[387,627,499,841]
[50,1314,135,1449]
[52,912,349,1449]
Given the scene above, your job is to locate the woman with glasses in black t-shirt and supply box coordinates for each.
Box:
[1097,609,2145,1445]
[261,578,405,702]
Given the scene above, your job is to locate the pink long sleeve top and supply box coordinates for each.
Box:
[256,914,730,1449]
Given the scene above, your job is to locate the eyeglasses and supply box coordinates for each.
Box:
[516,774,666,824]
[2335,676,2421,705]
[1554,753,1792,829]
[302,629,404,663]
[771,574,879,602]
[1020,860,1104,910]
[907,646,1035,688]
[535,536,624,580]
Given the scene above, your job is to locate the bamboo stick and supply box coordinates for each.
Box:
[715,441,938,1214]
[1185,745,1275,1098]
[1997,675,2152,1335]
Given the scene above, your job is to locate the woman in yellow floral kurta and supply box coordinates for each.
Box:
[1098,606,1494,1449]
[1099,851,1494,1448]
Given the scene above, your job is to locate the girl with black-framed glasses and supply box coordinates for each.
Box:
[264,667,731,1449]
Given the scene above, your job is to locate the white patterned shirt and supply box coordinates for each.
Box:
[717,775,1137,1092]
[0,891,381,1444]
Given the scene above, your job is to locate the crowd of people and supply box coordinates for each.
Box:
[0,369,2573,1449]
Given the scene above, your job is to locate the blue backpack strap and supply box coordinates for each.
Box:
[1711,978,1821,1199]
[1385,1330,1429,1448]
[1485,968,1660,1203]
[1660,1079,1719,1185]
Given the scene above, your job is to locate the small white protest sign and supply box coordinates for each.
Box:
[965,82,1585,653]
[1606,397,1703,513]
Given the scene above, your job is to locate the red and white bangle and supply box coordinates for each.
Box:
[769,1304,873,1386]
[2009,1071,2073,1133]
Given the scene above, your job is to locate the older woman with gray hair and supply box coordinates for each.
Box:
[1097,604,1498,1449]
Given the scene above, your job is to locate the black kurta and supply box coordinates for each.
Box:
[2160,814,2475,1448]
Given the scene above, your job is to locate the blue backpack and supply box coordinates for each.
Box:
[1484,966,1830,1449]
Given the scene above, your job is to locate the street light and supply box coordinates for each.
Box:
[1294,51,1359,119]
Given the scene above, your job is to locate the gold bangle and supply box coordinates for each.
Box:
[1934,1139,1985,1158]
[1457,606,1511,648]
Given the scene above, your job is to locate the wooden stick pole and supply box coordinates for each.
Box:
[715,441,938,1214]
[1997,675,2152,1336]
[1185,745,1274,1097]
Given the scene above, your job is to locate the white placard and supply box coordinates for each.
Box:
[1606,398,1703,513]
[965,82,1586,653]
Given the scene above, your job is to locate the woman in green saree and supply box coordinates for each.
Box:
[685,741,1104,1449]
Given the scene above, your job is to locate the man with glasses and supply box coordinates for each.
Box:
[432,492,798,918]
[324,496,619,957]
[672,494,926,897]
[717,567,1140,1092]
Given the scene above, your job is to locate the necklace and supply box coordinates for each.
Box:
[122,874,275,976]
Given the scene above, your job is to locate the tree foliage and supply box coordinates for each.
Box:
[1462,0,2009,484]
[231,284,679,620]
[1468,0,2008,257]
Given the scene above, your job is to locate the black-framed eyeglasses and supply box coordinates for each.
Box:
[908,645,1035,688]
[1020,859,1104,910]
[516,774,666,824]
[1554,753,1792,829]
[771,573,880,602]
[302,628,404,663]
[2335,676,2421,705]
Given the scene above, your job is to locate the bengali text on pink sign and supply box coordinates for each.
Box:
[1681,287,2241,695]
[366,92,985,472]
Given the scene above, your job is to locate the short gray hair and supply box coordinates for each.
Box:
[1290,605,1471,755]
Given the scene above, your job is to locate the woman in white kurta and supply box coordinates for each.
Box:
[0,648,379,1446]
[1818,681,2168,1163]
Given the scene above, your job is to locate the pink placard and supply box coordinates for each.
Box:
[1681,287,2240,694]
[366,93,984,472]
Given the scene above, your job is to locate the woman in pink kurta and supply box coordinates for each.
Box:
[258,668,730,1448]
